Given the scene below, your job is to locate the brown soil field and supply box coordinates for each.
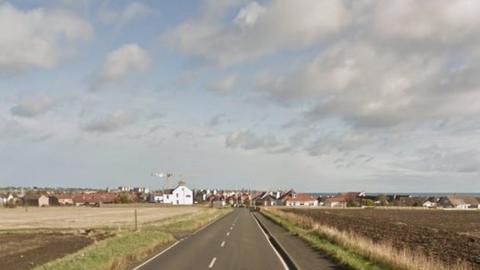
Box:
[0,206,200,229]
[0,231,109,270]
[282,208,480,268]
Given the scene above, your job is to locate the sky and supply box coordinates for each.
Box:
[1,0,479,192]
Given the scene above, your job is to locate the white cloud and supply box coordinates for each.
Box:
[94,43,150,88]
[98,2,151,25]
[10,94,59,118]
[82,111,134,133]
[258,39,480,129]
[225,131,282,152]
[208,74,238,92]
[234,2,265,28]
[0,3,93,74]
[372,0,480,50]
[163,0,349,66]
[401,145,480,173]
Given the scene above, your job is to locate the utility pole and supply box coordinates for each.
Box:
[134,208,138,231]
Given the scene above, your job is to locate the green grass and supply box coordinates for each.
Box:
[35,208,231,270]
[261,209,389,270]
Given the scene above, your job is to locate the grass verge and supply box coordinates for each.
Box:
[262,208,473,270]
[261,208,386,270]
[35,208,231,270]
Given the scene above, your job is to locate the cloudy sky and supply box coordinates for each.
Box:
[1,0,479,192]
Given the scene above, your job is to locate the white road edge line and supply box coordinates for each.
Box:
[132,240,181,270]
[209,257,217,268]
[221,240,226,247]
[252,214,289,270]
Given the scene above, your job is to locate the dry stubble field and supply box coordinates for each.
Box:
[0,205,202,269]
[0,205,199,229]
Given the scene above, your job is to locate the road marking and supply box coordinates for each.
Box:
[226,231,230,236]
[209,257,217,268]
[221,240,226,247]
[133,210,234,270]
[132,240,181,270]
[252,214,289,270]
[230,226,233,230]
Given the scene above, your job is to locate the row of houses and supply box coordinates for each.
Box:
[0,182,194,207]
[226,190,480,209]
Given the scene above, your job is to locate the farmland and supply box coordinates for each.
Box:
[0,205,199,229]
[0,205,205,270]
[280,208,480,269]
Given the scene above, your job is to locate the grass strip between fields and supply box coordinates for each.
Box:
[261,208,389,270]
[34,208,232,270]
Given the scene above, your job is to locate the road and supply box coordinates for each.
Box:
[135,208,287,270]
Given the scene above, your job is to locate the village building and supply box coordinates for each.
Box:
[285,193,318,207]
[0,193,16,206]
[422,197,438,208]
[23,194,49,207]
[324,195,347,208]
[49,194,74,206]
[162,181,193,205]
[72,193,117,206]
[440,196,479,209]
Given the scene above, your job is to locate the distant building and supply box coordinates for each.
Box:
[162,181,193,205]
[23,194,49,207]
[440,196,479,209]
[49,194,74,206]
[285,193,318,207]
[0,193,16,206]
[72,193,117,206]
[133,187,149,193]
[324,195,347,208]
[118,186,132,192]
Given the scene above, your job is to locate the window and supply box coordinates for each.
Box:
[186,194,191,198]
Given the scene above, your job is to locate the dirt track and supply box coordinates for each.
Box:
[0,206,200,229]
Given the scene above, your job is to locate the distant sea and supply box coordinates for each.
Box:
[311,192,480,197]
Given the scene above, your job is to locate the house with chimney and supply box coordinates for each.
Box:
[162,181,193,205]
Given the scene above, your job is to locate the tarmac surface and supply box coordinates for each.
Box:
[135,208,343,270]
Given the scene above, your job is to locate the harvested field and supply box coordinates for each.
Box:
[281,208,480,268]
[0,206,200,229]
[0,231,108,270]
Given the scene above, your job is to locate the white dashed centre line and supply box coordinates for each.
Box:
[226,232,230,236]
[221,240,226,247]
[209,257,217,268]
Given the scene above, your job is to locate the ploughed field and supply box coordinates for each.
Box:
[0,206,201,269]
[282,208,480,267]
[0,231,110,270]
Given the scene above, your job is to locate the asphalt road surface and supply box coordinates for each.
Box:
[135,208,287,270]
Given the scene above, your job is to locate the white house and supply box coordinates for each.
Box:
[285,193,319,207]
[163,181,193,205]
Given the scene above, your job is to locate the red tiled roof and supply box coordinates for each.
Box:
[72,193,117,203]
[286,193,316,202]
